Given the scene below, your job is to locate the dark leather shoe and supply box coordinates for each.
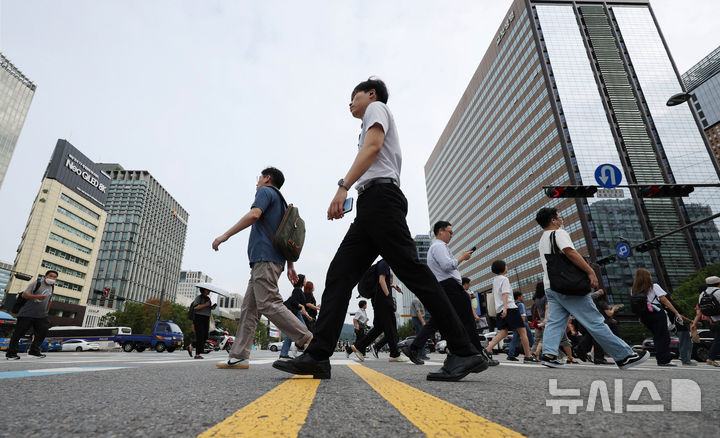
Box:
[426,354,488,381]
[272,353,331,379]
[400,345,424,365]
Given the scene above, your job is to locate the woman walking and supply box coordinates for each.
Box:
[187,287,216,359]
[631,269,687,367]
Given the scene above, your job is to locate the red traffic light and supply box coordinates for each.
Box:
[103,288,110,298]
[544,186,597,198]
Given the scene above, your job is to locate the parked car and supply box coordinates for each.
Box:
[637,329,714,362]
[62,339,100,352]
[269,341,290,352]
[484,331,512,354]
[436,339,447,354]
[397,336,436,353]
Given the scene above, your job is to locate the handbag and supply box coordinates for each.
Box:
[544,231,591,296]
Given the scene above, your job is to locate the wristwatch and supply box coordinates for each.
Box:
[338,178,351,190]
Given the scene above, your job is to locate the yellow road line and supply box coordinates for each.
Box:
[198,376,320,438]
[348,365,525,438]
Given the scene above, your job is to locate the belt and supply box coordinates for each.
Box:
[356,178,398,195]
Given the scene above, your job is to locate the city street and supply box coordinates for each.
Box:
[1,350,718,437]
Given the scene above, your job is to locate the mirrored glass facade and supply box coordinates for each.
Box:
[0,53,36,190]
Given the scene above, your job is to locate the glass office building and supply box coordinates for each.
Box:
[425,0,720,305]
[0,261,12,303]
[0,52,36,190]
[91,165,188,309]
[682,46,720,164]
[176,270,213,307]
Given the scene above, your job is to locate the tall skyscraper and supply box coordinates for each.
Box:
[396,234,433,323]
[4,140,109,325]
[91,166,188,310]
[425,0,720,306]
[682,46,720,164]
[0,52,36,190]
[0,261,12,303]
[176,270,213,306]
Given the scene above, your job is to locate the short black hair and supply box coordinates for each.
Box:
[294,274,306,288]
[261,167,285,189]
[461,277,470,285]
[535,207,558,229]
[359,300,367,308]
[45,270,59,277]
[513,291,522,300]
[433,221,451,236]
[353,77,389,104]
[491,260,506,275]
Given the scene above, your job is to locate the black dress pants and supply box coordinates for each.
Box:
[193,314,210,354]
[7,316,50,356]
[411,279,484,353]
[355,293,399,357]
[640,310,672,364]
[306,183,475,360]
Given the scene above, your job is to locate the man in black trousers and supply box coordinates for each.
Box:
[273,77,487,381]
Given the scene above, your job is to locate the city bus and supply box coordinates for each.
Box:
[47,326,132,350]
[0,311,16,351]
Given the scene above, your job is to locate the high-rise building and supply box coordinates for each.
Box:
[176,270,213,307]
[682,46,720,164]
[91,166,188,310]
[4,140,109,325]
[396,234,434,324]
[0,52,36,190]
[424,0,720,307]
[0,261,12,303]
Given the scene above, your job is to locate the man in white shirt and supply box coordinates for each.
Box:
[535,207,648,370]
[353,300,369,340]
[274,78,486,382]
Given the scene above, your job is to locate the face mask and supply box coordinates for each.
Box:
[45,278,56,285]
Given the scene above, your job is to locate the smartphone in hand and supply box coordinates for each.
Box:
[343,197,354,214]
[470,246,476,252]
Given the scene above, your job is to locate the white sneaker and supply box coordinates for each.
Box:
[216,358,249,369]
[351,344,365,362]
[389,354,410,363]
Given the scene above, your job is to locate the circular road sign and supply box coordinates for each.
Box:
[616,242,631,259]
[595,164,623,189]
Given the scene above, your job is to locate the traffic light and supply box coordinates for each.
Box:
[635,241,661,252]
[597,255,617,266]
[544,186,598,198]
[637,184,694,198]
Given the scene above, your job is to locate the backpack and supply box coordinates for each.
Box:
[262,187,306,262]
[629,293,648,315]
[357,263,379,299]
[11,280,43,314]
[187,303,195,321]
[699,288,720,317]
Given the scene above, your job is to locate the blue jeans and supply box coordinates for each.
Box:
[280,309,306,356]
[507,321,534,358]
[677,330,692,363]
[543,289,633,361]
[411,316,427,356]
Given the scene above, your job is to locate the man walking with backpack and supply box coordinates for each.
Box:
[692,276,720,367]
[6,270,58,360]
[273,77,487,381]
[212,167,313,369]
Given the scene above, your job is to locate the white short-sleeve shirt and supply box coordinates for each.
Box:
[538,228,575,290]
[646,283,667,311]
[355,101,402,189]
[492,275,518,314]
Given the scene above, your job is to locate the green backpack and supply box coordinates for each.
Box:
[262,187,306,262]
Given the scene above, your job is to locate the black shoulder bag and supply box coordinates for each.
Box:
[544,231,591,296]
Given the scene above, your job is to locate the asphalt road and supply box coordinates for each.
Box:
[1,349,718,437]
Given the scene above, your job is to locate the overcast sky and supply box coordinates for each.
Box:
[1,0,718,324]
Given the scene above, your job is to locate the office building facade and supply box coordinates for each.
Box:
[0,52,36,190]
[396,234,433,324]
[5,140,109,325]
[91,166,188,309]
[175,270,213,307]
[425,0,720,306]
[0,261,12,303]
[682,46,720,164]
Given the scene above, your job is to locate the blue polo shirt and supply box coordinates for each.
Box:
[248,186,285,266]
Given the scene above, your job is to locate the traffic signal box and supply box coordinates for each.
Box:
[637,184,694,198]
[545,186,598,198]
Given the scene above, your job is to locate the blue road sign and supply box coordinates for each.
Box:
[595,164,622,189]
[616,242,631,259]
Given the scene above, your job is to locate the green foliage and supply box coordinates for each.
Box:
[254,321,269,348]
[671,263,720,316]
[617,321,652,345]
[99,299,193,339]
[397,319,414,340]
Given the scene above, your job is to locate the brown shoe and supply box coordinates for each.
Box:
[194,355,204,359]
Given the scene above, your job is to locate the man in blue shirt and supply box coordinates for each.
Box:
[213,167,313,369]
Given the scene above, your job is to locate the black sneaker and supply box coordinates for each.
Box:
[370,344,380,359]
[523,356,539,363]
[616,351,650,370]
[6,355,20,360]
[480,349,500,366]
[506,356,519,361]
[344,345,352,358]
[27,352,46,359]
[540,354,566,368]
[400,345,424,365]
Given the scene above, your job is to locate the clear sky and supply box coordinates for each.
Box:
[1,0,718,324]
